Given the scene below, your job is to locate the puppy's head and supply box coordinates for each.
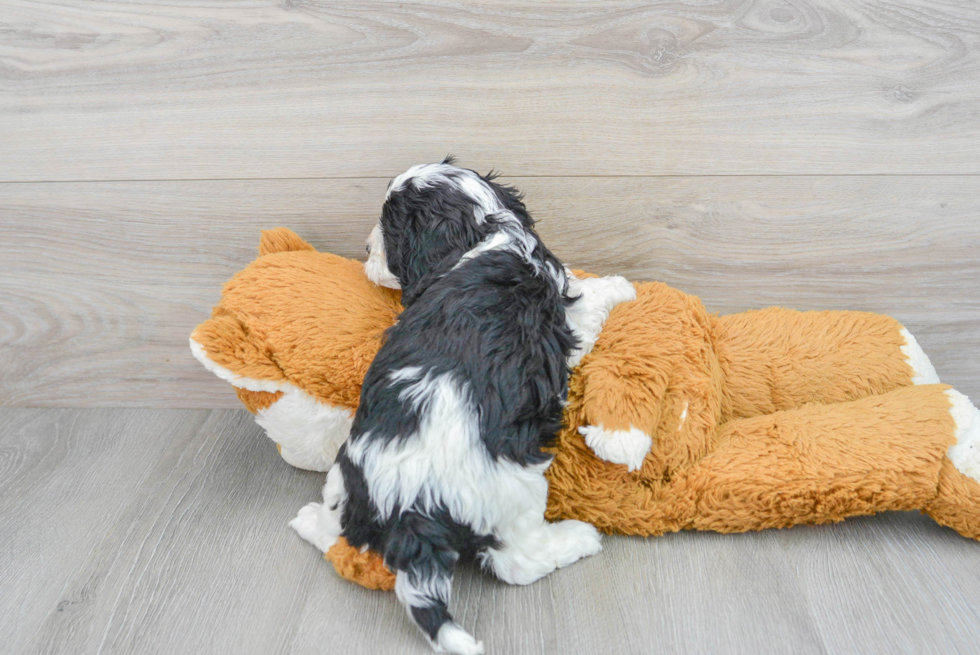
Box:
[364,158,533,299]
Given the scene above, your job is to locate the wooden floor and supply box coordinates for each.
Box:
[3,407,980,655]
[3,0,980,652]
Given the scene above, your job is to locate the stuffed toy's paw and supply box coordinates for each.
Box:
[325,538,396,591]
[578,424,652,472]
[565,273,637,368]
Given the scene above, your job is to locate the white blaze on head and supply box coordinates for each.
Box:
[387,163,503,223]
[376,161,546,287]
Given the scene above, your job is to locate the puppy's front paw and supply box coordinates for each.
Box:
[289,502,339,552]
[579,424,652,472]
[549,520,603,569]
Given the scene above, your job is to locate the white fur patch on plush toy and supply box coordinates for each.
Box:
[901,328,941,385]
[190,337,289,394]
[579,424,652,472]
[565,273,637,368]
[256,392,352,472]
[947,389,980,483]
[190,336,352,472]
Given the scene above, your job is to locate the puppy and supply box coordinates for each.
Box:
[292,160,635,654]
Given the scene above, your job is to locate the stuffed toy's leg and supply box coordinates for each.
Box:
[325,384,980,590]
[712,308,939,421]
[683,385,980,540]
[325,537,396,591]
[232,387,352,472]
[924,390,980,539]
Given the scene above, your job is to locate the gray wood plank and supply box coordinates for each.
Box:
[5,409,980,654]
[2,0,980,180]
[0,409,212,654]
[778,513,980,654]
[0,408,328,655]
[2,175,978,408]
[548,530,827,655]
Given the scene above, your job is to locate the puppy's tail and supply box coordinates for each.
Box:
[387,512,484,655]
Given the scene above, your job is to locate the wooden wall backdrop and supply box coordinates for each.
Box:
[1,0,979,408]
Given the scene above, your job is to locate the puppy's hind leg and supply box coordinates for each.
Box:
[481,462,602,586]
[387,512,483,655]
[483,518,602,586]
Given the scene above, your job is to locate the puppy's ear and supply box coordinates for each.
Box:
[382,183,490,300]
[400,198,486,278]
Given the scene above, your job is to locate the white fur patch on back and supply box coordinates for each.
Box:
[453,226,537,273]
[578,424,652,472]
[947,389,980,482]
[900,328,941,385]
[345,370,552,536]
[190,336,352,472]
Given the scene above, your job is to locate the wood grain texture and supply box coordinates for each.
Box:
[2,175,978,408]
[3,408,980,654]
[2,0,980,180]
[0,174,976,407]
[4,0,978,650]
[0,408,214,654]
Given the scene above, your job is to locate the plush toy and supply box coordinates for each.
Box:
[191,228,980,591]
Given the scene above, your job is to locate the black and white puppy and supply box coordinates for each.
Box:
[291,160,635,655]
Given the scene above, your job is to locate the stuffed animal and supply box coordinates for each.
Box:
[191,228,980,591]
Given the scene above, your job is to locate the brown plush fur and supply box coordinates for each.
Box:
[192,229,979,592]
[236,388,282,412]
[195,228,401,410]
[326,537,397,591]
